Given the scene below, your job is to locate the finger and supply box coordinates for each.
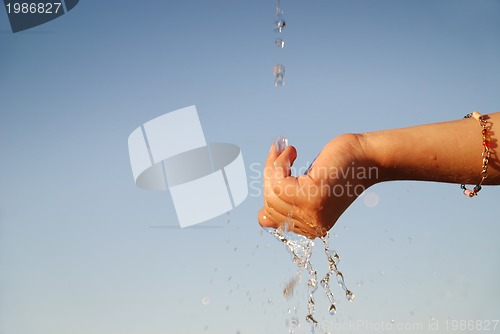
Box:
[264,144,297,175]
[258,202,297,229]
[270,174,314,205]
[265,143,280,170]
[259,206,319,239]
[272,146,297,179]
[257,208,278,228]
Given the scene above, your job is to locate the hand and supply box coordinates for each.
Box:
[257,134,374,238]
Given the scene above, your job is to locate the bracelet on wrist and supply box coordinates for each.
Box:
[460,111,491,198]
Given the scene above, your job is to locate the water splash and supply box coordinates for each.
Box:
[319,234,355,312]
[267,137,354,333]
[268,225,354,333]
[268,224,319,331]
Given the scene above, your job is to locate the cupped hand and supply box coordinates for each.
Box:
[257,134,374,238]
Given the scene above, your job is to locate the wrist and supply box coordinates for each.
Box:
[356,132,389,186]
[323,133,381,189]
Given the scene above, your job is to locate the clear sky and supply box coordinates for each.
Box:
[1,1,500,333]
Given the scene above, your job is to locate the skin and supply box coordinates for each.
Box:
[258,112,500,238]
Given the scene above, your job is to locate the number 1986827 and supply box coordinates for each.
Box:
[5,2,62,14]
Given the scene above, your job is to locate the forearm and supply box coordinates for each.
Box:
[361,112,500,186]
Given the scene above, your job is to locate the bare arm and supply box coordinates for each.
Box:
[362,112,499,185]
[258,112,499,238]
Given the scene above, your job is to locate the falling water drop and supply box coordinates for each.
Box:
[275,0,283,17]
[346,290,355,302]
[275,136,288,153]
[275,38,285,48]
[274,19,286,32]
[273,64,285,87]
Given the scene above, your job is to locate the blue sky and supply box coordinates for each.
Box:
[1,1,500,333]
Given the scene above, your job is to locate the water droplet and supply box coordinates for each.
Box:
[273,64,285,87]
[329,304,336,315]
[391,319,395,324]
[283,219,294,232]
[283,274,299,299]
[346,290,355,302]
[356,280,364,287]
[234,247,237,252]
[336,272,345,284]
[333,252,340,262]
[308,277,317,287]
[275,6,283,17]
[275,38,285,48]
[201,297,210,305]
[305,314,318,325]
[274,19,286,33]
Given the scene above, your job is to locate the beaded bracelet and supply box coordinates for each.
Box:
[460,111,491,197]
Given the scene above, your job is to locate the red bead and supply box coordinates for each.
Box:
[483,140,491,148]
